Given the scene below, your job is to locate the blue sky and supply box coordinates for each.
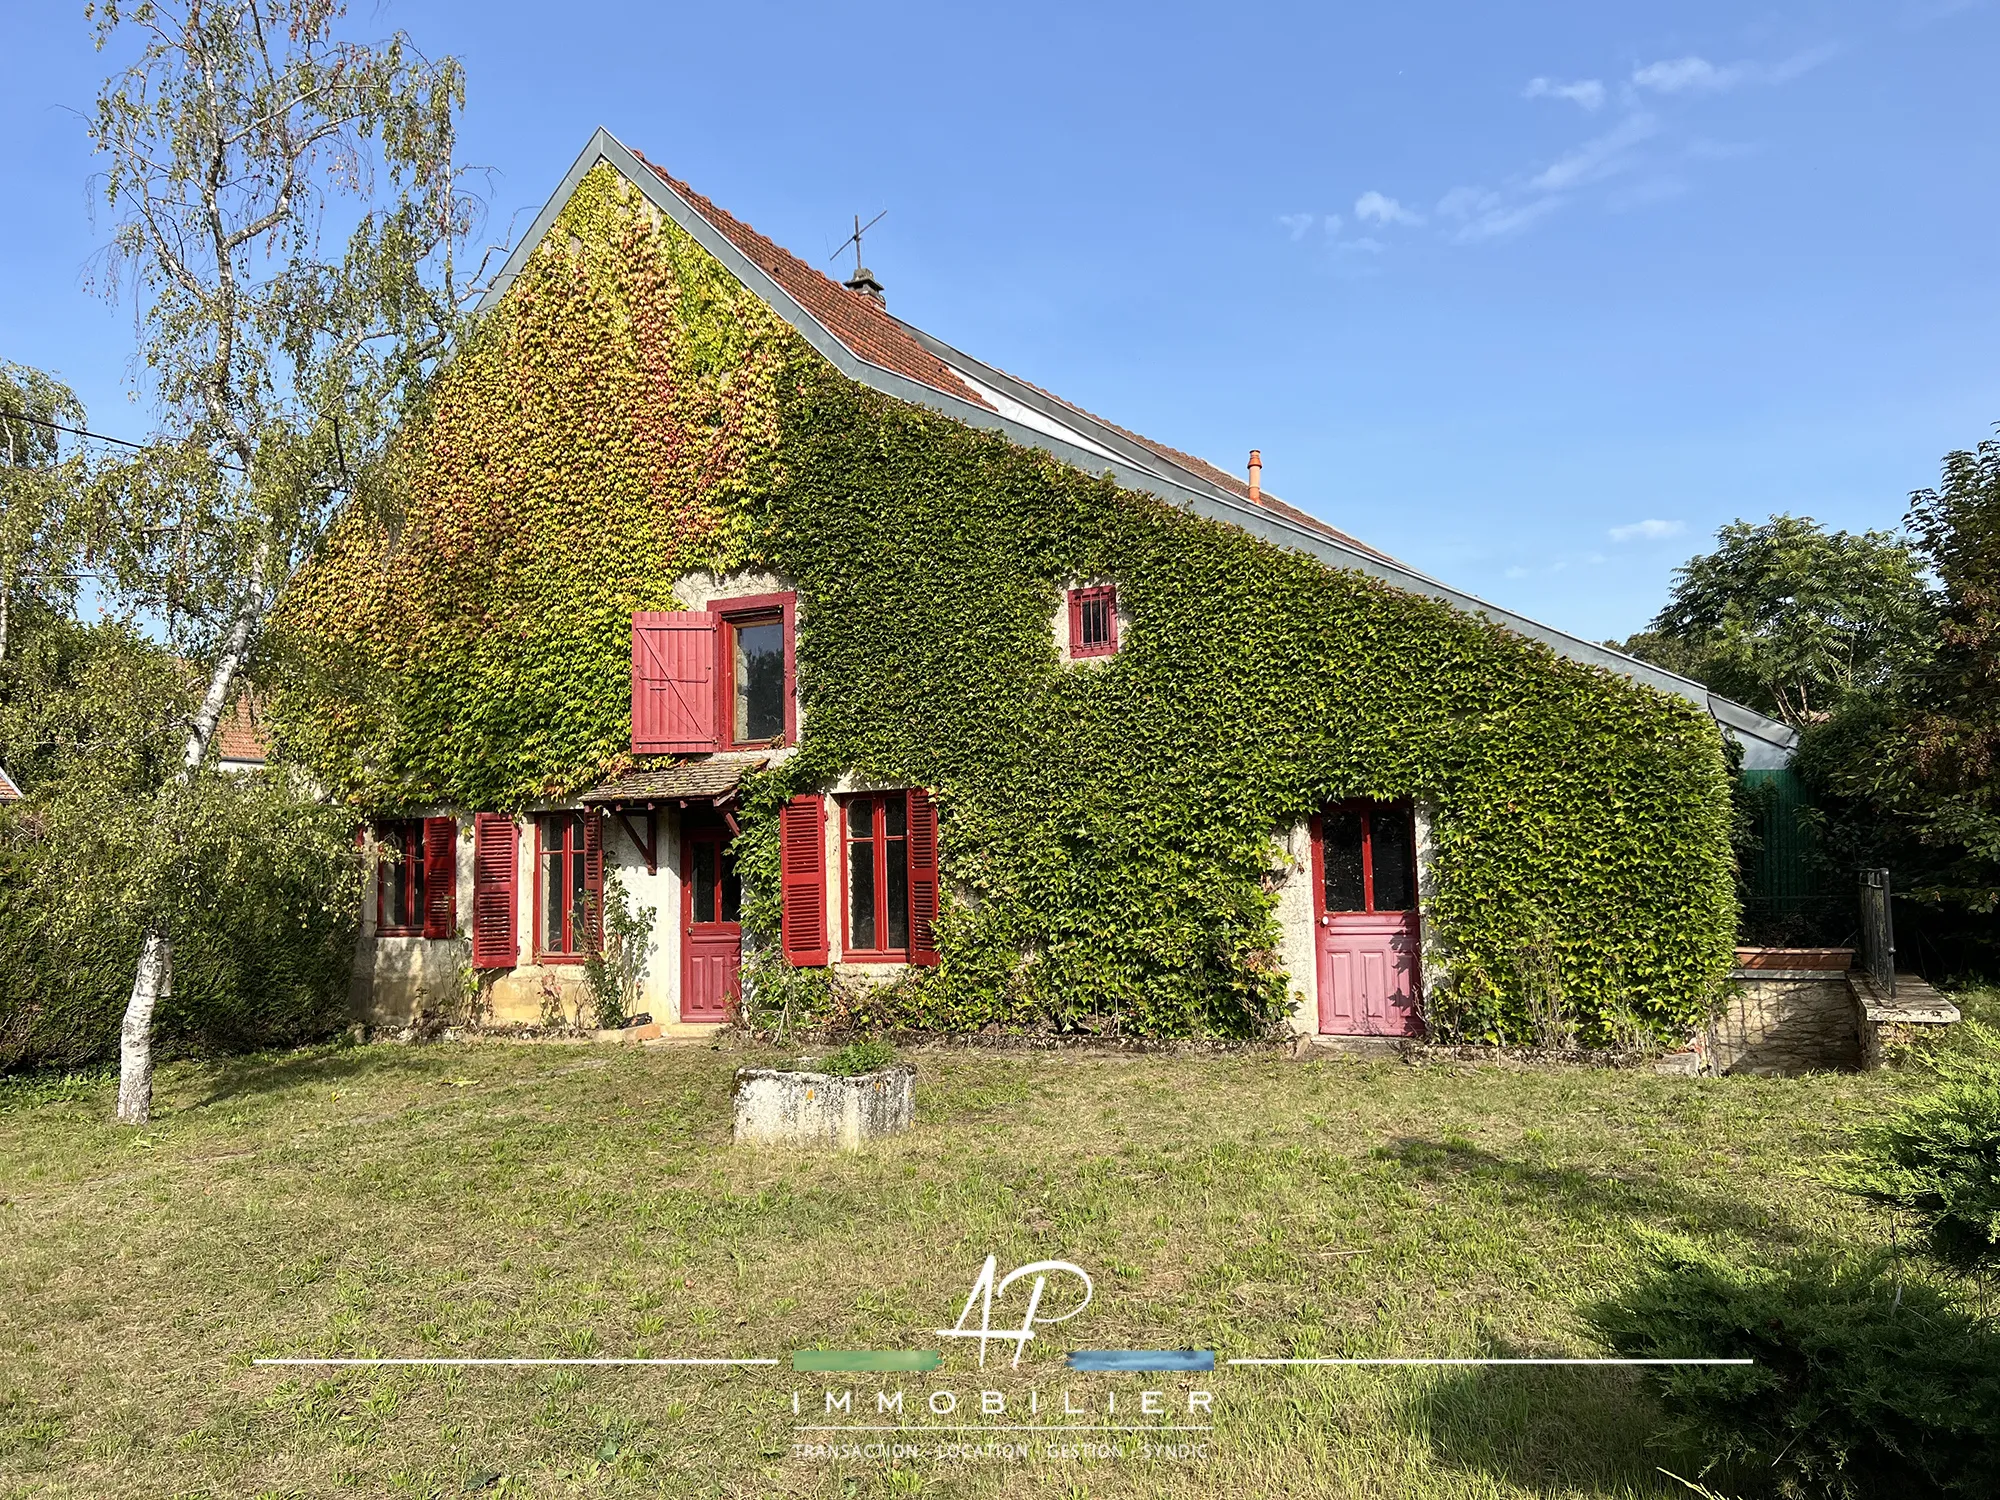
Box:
[3,0,1996,641]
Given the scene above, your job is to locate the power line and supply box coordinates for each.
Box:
[0,408,247,472]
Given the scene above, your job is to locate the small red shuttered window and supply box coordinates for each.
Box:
[1068,585,1117,658]
[471,813,519,969]
[421,816,457,939]
[632,612,718,753]
[779,794,828,966]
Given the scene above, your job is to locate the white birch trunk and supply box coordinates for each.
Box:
[115,928,171,1124]
[112,584,261,1125]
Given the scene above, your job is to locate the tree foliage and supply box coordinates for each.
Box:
[0,614,355,1072]
[0,363,92,664]
[1629,514,1933,727]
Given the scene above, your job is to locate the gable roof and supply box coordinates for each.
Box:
[0,766,20,802]
[215,695,266,765]
[480,128,1797,767]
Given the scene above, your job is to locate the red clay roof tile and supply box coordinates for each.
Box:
[638,154,1402,569]
[635,156,993,412]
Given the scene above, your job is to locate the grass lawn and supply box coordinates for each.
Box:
[1,1005,1990,1500]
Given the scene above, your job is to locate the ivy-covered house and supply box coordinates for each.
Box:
[273,129,1795,1045]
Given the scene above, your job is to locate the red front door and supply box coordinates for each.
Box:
[1313,801,1422,1037]
[681,819,742,1023]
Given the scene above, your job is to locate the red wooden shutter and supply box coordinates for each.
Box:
[779,794,828,967]
[906,788,940,967]
[471,813,519,969]
[583,810,605,951]
[632,611,718,754]
[422,816,457,939]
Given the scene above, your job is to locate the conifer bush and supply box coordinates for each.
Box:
[1586,1236,2000,1498]
[1845,1023,2000,1272]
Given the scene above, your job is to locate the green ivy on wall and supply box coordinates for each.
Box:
[273,163,1738,1044]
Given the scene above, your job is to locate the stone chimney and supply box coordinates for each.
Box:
[1247,449,1262,504]
[844,266,885,305]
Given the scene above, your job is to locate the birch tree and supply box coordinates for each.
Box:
[88,0,485,1123]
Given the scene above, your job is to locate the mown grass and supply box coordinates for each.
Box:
[0,1002,1989,1499]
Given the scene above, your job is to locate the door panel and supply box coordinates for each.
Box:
[1312,800,1422,1038]
[681,822,741,1023]
[1316,912,1420,1036]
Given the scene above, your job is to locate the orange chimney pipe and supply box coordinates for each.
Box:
[1247,449,1262,504]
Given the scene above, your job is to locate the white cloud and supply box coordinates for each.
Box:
[1632,45,1834,95]
[1529,111,1659,192]
[1453,195,1566,243]
[1523,76,1606,110]
[1278,213,1316,242]
[1354,190,1423,227]
[1609,518,1685,542]
[1436,185,1501,221]
[1337,235,1387,253]
[1632,56,1739,94]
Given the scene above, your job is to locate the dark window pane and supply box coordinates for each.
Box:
[1371,807,1416,912]
[885,830,908,952]
[720,845,741,924]
[849,831,877,952]
[542,849,565,951]
[882,794,906,838]
[385,825,417,928]
[692,840,717,924]
[1323,809,1366,912]
[544,814,581,952]
[1081,595,1109,648]
[734,618,785,742]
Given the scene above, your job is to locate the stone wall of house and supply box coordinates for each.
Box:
[1708,969,1862,1075]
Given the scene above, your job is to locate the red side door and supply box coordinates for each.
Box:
[1313,801,1422,1037]
[681,817,741,1022]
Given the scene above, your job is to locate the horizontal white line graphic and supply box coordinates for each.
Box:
[253,1357,779,1367]
[1227,1357,1752,1367]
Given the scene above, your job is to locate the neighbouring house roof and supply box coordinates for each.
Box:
[481,129,1798,768]
[0,766,21,802]
[580,756,769,805]
[215,695,267,766]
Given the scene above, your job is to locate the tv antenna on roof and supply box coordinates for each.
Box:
[829,210,887,276]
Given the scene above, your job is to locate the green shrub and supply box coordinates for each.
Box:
[814,1040,896,1077]
[1844,1023,2000,1272]
[0,773,356,1073]
[1586,1235,2000,1498]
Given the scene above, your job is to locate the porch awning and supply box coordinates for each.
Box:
[578,756,768,807]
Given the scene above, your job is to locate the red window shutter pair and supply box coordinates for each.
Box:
[471,813,519,969]
[632,612,716,753]
[778,790,940,968]
[421,817,457,939]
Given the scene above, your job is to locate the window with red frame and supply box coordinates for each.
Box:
[722,610,787,746]
[1321,801,1417,914]
[375,819,426,934]
[1068,585,1118,658]
[538,813,590,959]
[844,794,911,958]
